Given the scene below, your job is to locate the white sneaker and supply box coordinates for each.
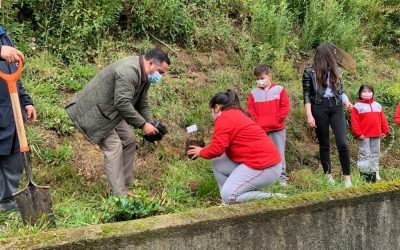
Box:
[271,193,288,198]
[344,180,352,188]
[375,172,382,181]
[279,180,288,186]
[327,175,336,184]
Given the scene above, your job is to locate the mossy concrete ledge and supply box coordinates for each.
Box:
[2,181,400,249]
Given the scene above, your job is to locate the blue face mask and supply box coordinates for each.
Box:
[148,71,162,84]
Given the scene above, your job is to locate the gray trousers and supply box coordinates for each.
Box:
[212,154,281,204]
[98,120,136,196]
[0,153,23,203]
[268,129,287,182]
[357,137,381,174]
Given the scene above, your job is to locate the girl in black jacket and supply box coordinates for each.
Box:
[302,42,354,188]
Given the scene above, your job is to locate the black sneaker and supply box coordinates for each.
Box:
[0,200,18,212]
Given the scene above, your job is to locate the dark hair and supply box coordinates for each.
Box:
[209,89,246,113]
[358,84,374,99]
[254,64,273,76]
[144,48,171,65]
[313,42,340,90]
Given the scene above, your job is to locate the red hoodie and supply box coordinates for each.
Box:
[394,102,400,125]
[351,99,390,138]
[199,109,281,170]
[247,83,290,133]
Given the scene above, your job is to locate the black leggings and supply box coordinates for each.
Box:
[311,97,351,175]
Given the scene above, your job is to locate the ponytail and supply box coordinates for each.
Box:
[209,89,247,115]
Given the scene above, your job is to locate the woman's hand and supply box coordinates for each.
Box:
[187,146,203,160]
[358,135,365,140]
[307,114,317,128]
[344,100,353,111]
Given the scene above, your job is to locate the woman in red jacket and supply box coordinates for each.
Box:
[187,90,285,204]
[351,84,390,182]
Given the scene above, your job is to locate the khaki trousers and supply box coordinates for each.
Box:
[98,120,135,196]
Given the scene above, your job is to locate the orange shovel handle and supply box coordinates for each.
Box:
[0,58,23,93]
[0,58,29,152]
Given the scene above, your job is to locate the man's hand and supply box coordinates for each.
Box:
[1,46,24,64]
[142,122,158,135]
[358,135,365,140]
[25,105,36,123]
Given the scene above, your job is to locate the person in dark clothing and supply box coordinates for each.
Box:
[302,42,354,188]
[0,26,36,212]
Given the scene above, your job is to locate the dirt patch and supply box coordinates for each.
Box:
[70,132,104,182]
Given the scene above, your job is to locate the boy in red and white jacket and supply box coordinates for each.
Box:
[246,64,290,185]
[394,102,400,125]
[351,84,389,182]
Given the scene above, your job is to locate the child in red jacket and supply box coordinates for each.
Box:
[187,89,286,204]
[246,64,290,185]
[351,84,390,182]
[394,102,400,125]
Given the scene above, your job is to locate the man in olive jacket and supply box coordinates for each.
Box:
[66,48,170,196]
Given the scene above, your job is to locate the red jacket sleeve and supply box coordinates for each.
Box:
[199,118,231,159]
[246,93,257,120]
[351,107,362,138]
[394,102,400,125]
[381,109,390,135]
[277,88,290,122]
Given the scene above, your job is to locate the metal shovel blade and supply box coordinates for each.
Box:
[14,183,55,226]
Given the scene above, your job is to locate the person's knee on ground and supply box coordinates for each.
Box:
[220,185,236,204]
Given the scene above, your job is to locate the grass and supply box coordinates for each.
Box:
[0,42,399,240]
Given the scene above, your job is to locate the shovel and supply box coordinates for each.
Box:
[0,57,54,225]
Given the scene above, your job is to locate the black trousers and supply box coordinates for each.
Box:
[311,97,351,175]
[0,153,23,203]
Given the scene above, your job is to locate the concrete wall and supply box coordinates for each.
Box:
[1,181,400,250]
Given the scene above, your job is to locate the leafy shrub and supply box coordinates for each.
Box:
[101,195,165,222]
[251,0,292,56]
[1,0,122,61]
[123,0,195,46]
[301,0,361,51]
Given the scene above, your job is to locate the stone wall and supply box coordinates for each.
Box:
[1,181,400,249]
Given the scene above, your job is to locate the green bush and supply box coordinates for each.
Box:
[251,0,292,56]
[101,195,165,222]
[124,0,195,46]
[301,0,362,51]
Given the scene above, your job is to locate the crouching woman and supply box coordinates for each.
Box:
[187,89,284,204]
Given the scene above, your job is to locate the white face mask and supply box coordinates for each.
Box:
[361,92,373,100]
[256,79,267,86]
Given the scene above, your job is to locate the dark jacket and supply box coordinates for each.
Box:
[66,56,153,145]
[0,27,33,155]
[302,65,345,105]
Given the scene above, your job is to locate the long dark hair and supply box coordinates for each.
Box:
[209,89,246,114]
[358,83,374,100]
[313,42,340,90]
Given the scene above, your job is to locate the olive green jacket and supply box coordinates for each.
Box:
[66,56,153,144]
